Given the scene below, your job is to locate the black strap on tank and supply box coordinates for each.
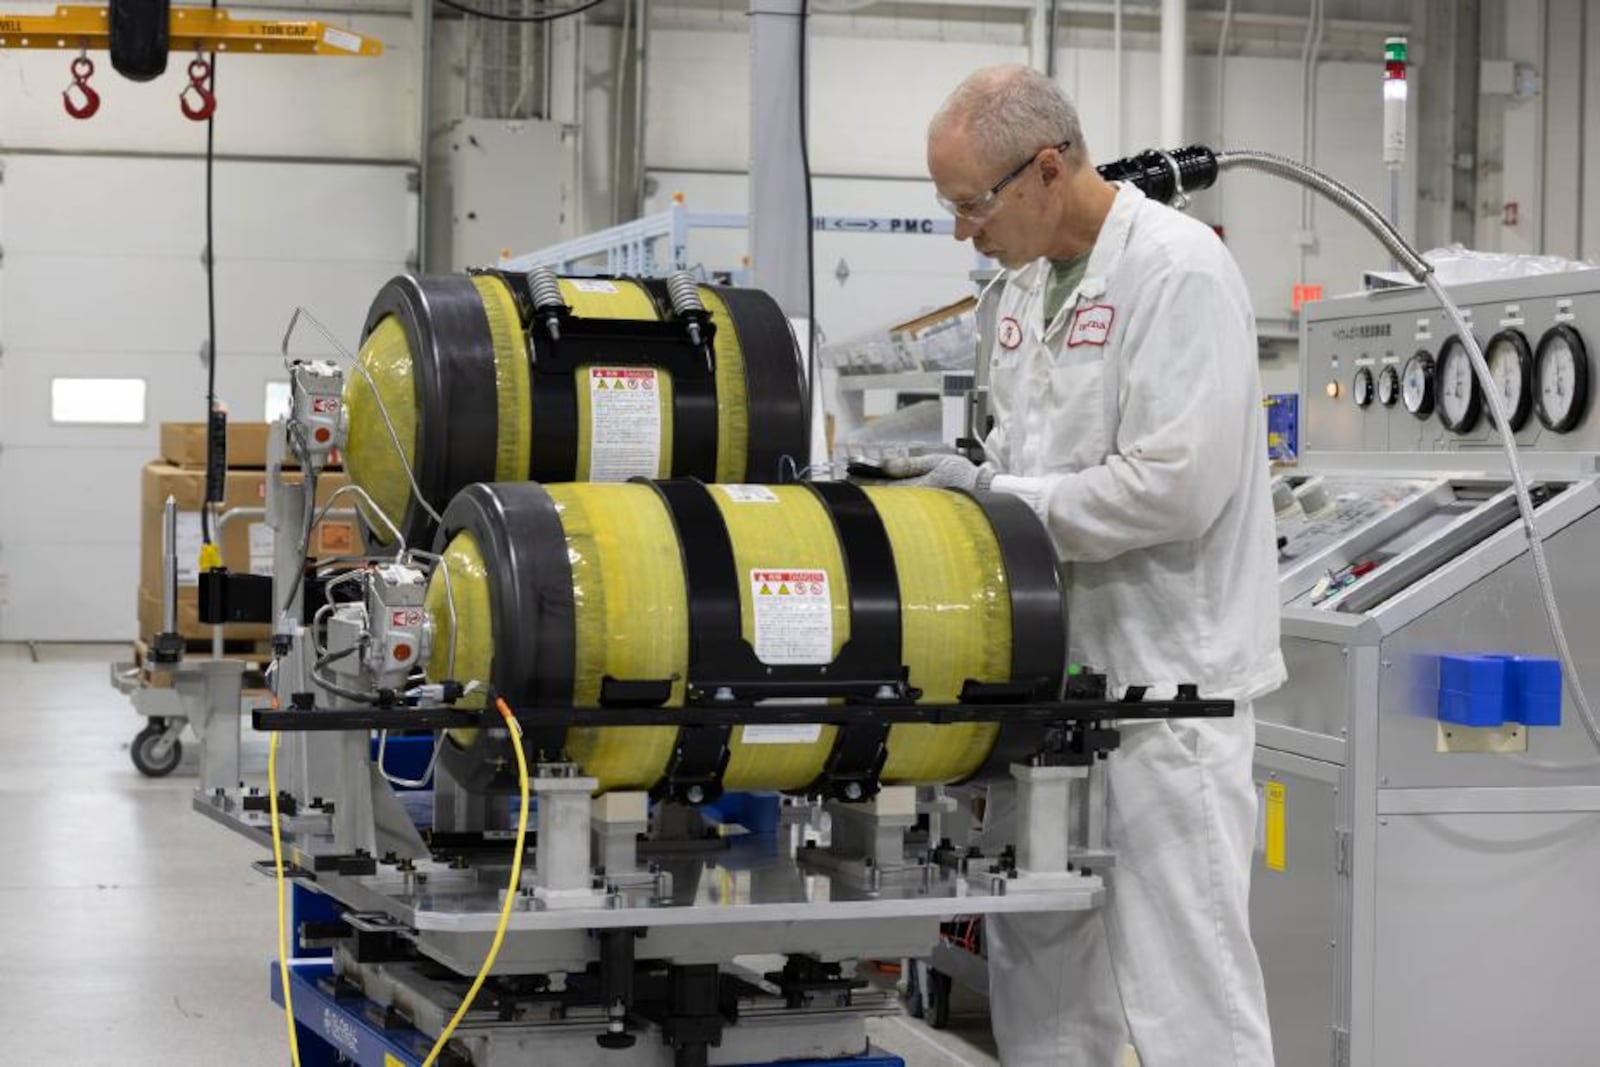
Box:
[960,490,1072,783]
[648,479,910,803]
[800,481,901,802]
[714,285,811,482]
[515,277,720,483]
[362,276,501,550]
[638,278,721,481]
[647,480,740,804]
[433,484,578,788]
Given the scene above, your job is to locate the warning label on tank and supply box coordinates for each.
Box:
[742,724,824,745]
[572,279,619,294]
[718,485,780,504]
[750,569,832,664]
[588,367,661,481]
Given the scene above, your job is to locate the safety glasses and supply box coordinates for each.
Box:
[936,140,1072,222]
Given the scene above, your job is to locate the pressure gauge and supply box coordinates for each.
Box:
[1436,336,1482,434]
[1402,351,1435,418]
[1377,365,1400,407]
[1534,323,1591,433]
[1484,328,1533,432]
[1352,367,1374,408]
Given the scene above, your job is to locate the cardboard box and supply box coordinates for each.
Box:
[160,421,274,469]
[888,295,979,372]
[890,295,978,342]
[137,462,361,641]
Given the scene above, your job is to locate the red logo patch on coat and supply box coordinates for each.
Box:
[1067,304,1115,347]
[998,316,1023,350]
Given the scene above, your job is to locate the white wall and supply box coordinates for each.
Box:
[0,155,415,641]
[644,170,984,342]
[641,15,1416,358]
[1476,0,1600,262]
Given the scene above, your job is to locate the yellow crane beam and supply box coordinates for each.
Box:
[0,5,383,55]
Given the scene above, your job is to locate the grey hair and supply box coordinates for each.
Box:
[929,64,1088,169]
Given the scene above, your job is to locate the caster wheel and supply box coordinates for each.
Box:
[132,722,182,777]
[927,968,952,1030]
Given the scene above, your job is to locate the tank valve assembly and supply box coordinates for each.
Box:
[527,266,567,342]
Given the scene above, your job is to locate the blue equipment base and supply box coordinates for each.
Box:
[270,959,903,1067]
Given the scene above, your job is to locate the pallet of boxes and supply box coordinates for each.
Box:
[134,421,360,687]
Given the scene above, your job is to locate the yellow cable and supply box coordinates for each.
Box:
[421,698,531,1067]
[267,728,303,1067]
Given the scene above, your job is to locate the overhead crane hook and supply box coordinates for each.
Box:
[179,55,214,120]
[62,53,100,119]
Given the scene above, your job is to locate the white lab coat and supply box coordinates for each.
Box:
[980,182,1284,1066]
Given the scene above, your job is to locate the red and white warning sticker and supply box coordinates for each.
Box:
[587,366,661,481]
[749,568,832,664]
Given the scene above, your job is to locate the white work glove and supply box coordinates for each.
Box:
[878,454,994,492]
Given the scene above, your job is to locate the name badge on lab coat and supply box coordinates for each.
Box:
[1067,303,1115,347]
[998,316,1023,350]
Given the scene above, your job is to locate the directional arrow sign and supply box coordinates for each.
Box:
[812,215,953,235]
[819,217,881,232]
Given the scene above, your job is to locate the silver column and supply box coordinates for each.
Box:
[747,0,809,319]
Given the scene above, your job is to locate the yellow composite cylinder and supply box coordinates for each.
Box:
[424,530,492,738]
[426,483,1016,793]
[343,314,420,535]
[344,275,756,542]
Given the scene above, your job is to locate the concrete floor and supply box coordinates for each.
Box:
[0,643,998,1067]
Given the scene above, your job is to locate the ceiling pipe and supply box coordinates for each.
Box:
[1160,0,1186,147]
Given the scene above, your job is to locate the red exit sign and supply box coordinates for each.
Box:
[1292,284,1324,311]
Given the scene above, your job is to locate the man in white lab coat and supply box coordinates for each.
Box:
[890,65,1285,1065]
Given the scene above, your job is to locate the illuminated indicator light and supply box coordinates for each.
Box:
[1382,37,1407,163]
[1326,380,1341,398]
